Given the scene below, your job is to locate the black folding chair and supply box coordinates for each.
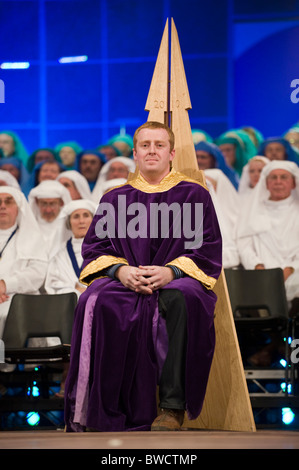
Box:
[0,293,77,426]
[224,268,298,408]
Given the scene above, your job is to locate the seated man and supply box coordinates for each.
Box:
[64,121,222,432]
[28,180,71,247]
[237,160,299,303]
[0,187,48,339]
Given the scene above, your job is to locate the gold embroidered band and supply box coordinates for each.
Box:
[166,256,217,290]
[79,255,128,286]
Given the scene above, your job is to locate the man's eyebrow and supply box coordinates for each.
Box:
[139,139,166,144]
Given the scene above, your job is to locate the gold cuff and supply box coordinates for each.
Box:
[79,255,128,286]
[166,256,217,290]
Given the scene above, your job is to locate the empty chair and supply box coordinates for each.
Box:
[0,293,77,427]
[2,292,77,364]
[224,267,294,402]
[224,267,289,362]
[224,267,289,328]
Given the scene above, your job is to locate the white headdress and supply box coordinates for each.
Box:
[238,156,270,195]
[48,199,97,259]
[0,170,21,190]
[237,160,299,239]
[0,186,47,261]
[56,170,92,200]
[28,180,72,219]
[204,168,240,237]
[91,157,135,202]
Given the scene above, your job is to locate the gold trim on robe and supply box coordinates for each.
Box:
[80,255,129,286]
[166,256,217,290]
[128,168,207,194]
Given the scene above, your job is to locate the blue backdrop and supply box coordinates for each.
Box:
[0,0,299,155]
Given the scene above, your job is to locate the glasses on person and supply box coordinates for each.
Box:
[267,174,293,181]
[0,197,16,207]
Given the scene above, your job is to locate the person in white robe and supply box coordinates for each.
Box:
[236,160,299,365]
[44,199,96,396]
[45,199,97,298]
[0,187,48,340]
[56,170,92,200]
[205,179,240,268]
[100,177,128,196]
[204,168,240,241]
[28,180,71,249]
[238,156,270,204]
[91,156,136,203]
[237,160,299,302]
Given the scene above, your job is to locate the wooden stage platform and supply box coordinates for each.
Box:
[1,429,299,450]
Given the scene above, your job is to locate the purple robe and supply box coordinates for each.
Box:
[64,169,222,432]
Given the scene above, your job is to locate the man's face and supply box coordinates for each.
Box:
[133,128,175,183]
[0,193,18,229]
[266,169,295,201]
[107,162,129,180]
[80,154,102,182]
[264,143,286,161]
[36,197,63,222]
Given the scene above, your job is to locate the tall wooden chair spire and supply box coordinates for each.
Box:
[145,18,255,432]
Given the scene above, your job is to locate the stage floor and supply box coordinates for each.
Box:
[0,429,299,449]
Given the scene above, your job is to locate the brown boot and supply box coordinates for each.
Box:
[151,408,185,431]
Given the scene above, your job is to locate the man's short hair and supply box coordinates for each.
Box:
[133,121,175,152]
